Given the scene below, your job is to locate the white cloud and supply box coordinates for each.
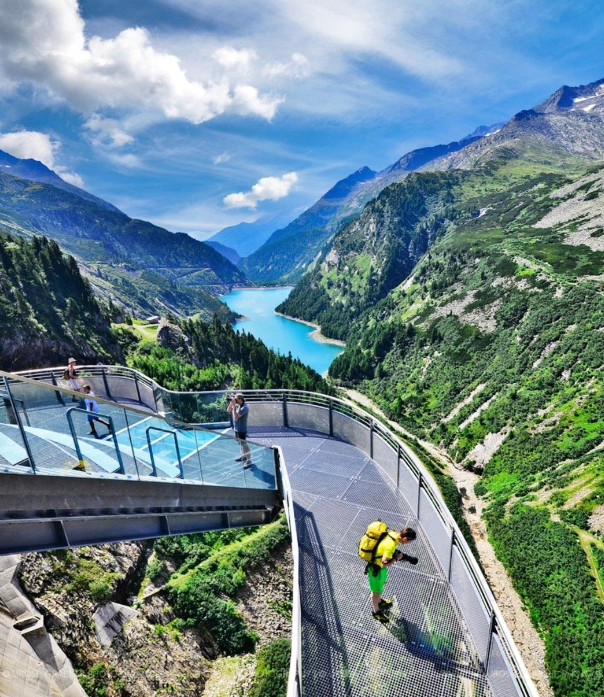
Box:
[232,85,283,120]
[106,152,143,169]
[84,115,134,148]
[213,151,232,165]
[57,170,84,187]
[264,53,309,79]
[213,46,258,72]
[0,0,282,125]
[0,129,55,168]
[224,171,298,209]
[0,129,83,186]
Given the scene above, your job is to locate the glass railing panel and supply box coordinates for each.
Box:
[371,432,398,485]
[286,402,330,433]
[487,634,526,697]
[331,410,370,453]
[248,399,285,429]
[0,387,31,471]
[449,545,492,666]
[2,371,277,490]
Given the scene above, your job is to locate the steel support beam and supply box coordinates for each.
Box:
[0,472,281,555]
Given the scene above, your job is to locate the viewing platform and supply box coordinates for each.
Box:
[0,366,538,697]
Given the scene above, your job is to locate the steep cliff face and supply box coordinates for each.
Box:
[19,544,213,697]
[16,524,293,697]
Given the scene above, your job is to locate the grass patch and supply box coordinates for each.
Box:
[167,517,290,655]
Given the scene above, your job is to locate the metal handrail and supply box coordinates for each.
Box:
[66,407,125,474]
[145,426,184,478]
[15,365,538,696]
[278,446,302,697]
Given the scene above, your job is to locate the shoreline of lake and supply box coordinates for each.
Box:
[274,312,346,347]
[231,284,294,291]
[221,286,343,375]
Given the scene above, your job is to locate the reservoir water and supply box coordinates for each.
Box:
[221,287,344,376]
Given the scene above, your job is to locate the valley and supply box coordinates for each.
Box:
[1,64,604,697]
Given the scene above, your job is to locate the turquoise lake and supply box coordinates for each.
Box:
[221,287,344,376]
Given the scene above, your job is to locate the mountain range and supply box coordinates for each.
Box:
[276,76,604,697]
[237,124,504,284]
[0,148,120,212]
[0,153,243,320]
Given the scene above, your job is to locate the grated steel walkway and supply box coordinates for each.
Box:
[252,426,492,697]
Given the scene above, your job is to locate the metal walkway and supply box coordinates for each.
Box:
[256,426,492,697]
[0,367,538,697]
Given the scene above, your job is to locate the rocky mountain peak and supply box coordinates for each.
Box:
[534,77,604,114]
[322,165,377,200]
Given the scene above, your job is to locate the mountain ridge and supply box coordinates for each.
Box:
[0,148,121,213]
[0,168,243,319]
[240,125,501,284]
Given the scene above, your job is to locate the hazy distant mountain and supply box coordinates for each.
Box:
[0,148,120,212]
[206,210,295,258]
[206,240,241,265]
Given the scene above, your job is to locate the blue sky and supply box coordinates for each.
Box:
[0,0,603,240]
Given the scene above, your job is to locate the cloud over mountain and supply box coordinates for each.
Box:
[224,172,298,209]
[0,129,83,186]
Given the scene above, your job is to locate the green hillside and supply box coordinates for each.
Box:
[0,170,243,319]
[240,167,377,285]
[282,149,604,695]
[0,235,122,370]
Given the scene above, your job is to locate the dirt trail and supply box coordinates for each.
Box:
[341,388,553,697]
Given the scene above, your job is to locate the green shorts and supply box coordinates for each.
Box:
[368,565,388,594]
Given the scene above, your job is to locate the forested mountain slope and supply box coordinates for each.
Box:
[240,166,377,284]
[0,169,244,318]
[0,235,122,370]
[241,131,492,285]
[0,147,120,212]
[301,158,604,696]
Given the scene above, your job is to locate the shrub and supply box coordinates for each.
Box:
[249,639,291,697]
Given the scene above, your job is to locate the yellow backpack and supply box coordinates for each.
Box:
[358,520,389,567]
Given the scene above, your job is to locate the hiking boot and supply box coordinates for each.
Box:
[379,598,393,610]
[235,456,245,462]
[372,610,390,624]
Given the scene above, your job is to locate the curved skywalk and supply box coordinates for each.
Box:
[253,425,492,697]
[1,368,535,697]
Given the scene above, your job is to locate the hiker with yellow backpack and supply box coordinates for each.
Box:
[358,521,418,624]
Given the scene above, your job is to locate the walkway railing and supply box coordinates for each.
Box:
[15,366,538,697]
[0,369,277,491]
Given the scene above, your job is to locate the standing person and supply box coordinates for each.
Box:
[229,393,251,468]
[369,527,418,624]
[226,393,235,430]
[65,357,81,401]
[82,384,111,438]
